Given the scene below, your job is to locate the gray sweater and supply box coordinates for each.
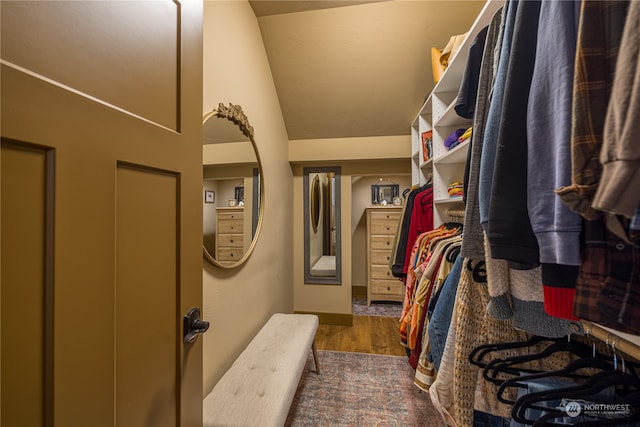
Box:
[526,0,583,266]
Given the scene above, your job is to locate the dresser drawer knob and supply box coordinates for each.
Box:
[387,286,391,291]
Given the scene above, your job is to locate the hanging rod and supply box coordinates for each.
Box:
[582,320,640,362]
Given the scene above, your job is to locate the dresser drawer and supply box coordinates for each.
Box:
[369,220,397,236]
[217,219,243,233]
[370,249,393,265]
[369,210,402,223]
[218,211,244,221]
[370,264,394,280]
[370,235,395,250]
[216,247,243,262]
[370,279,404,298]
[217,233,243,247]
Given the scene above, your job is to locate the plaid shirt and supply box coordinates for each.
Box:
[573,217,640,334]
[555,0,629,219]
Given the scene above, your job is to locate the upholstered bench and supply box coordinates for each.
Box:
[203,313,320,427]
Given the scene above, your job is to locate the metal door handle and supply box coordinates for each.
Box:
[183,307,209,344]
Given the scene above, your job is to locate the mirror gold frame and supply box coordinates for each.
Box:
[310,174,321,233]
[202,103,264,269]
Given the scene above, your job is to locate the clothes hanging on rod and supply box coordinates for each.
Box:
[460,0,640,335]
[412,1,640,426]
[399,225,461,349]
[390,182,432,278]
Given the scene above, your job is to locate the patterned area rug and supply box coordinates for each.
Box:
[352,297,403,318]
[285,350,445,426]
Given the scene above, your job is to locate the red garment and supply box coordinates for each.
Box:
[402,187,433,275]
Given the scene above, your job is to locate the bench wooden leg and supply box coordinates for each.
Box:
[312,340,321,375]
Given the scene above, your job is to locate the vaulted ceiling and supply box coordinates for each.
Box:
[249,0,485,140]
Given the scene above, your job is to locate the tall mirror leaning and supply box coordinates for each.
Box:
[203,103,264,269]
[303,166,341,284]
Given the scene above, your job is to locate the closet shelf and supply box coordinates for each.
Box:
[433,139,470,164]
[420,158,433,170]
[434,196,464,205]
[419,95,432,116]
[434,101,473,128]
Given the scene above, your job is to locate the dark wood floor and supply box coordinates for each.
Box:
[315,315,407,356]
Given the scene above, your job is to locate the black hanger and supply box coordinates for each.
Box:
[468,335,559,369]
[445,244,460,263]
[511,370,618,425]
[496,353,623,405]
[483,339,599,386]
[472,260,487,283]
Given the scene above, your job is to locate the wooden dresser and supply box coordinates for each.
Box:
[215,207,244,265]
[365,207,403,305]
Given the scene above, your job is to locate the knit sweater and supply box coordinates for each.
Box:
[483,233,578,338]
[452,261,521,426]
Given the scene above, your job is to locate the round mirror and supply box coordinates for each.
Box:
[310,174,321,233]
[203,103,264,269]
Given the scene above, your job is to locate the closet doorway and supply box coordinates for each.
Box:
[351,174,411,316]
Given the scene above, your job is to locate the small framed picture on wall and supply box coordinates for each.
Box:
[204,190,215,203]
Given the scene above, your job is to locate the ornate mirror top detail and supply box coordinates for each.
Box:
[214,102,254,140]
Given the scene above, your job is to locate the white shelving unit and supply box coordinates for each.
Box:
[411,0,504,227]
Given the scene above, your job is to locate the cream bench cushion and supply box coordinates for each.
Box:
[203,313,319,427]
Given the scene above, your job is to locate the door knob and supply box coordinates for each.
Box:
[183,307,209,344]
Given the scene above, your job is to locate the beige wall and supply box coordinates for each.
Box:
[202,0,293,394]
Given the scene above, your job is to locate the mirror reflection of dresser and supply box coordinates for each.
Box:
[202,103,264,269]
[215,206,245,265]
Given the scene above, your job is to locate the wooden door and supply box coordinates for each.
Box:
[1,2,204,426]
